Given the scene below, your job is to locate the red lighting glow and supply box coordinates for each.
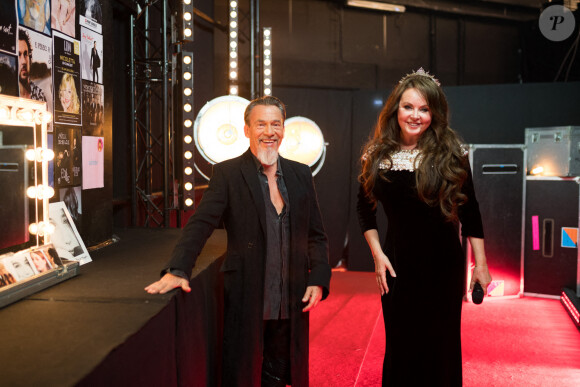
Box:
[560,291,580,326]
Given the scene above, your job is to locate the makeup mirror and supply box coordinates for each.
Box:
[0,95,53,253]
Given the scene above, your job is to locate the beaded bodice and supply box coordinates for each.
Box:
[379,149,423,171]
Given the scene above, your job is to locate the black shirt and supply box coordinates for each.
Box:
[253,155,291,320]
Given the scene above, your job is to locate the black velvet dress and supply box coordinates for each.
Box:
[357,150,484,387]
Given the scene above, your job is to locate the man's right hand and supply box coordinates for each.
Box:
[145,273,191,294]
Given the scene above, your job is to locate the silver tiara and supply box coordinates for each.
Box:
[399,67,440,87]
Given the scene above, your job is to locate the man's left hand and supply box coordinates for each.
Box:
[302,285,323,312]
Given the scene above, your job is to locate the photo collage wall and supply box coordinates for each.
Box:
[0,0,105,235]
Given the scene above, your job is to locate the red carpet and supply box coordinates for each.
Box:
[310,271,580,386]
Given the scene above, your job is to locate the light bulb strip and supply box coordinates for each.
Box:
[179,51,196,209]
[181,0,194,42]
[262,27,273,96]
[229,0,239,95]
[0,102,51,128]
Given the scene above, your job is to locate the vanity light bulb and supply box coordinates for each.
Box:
[44,186,55,199]
[27,186,37,199]
[26,149,37,161]
[185,198,194,207]
[0,106,9,120]
[43,111,53,123]
[43,148,55,161]
[184,182,193,191]
[17,109,33,122]
[29,223,38,235]
[44,222,56,235]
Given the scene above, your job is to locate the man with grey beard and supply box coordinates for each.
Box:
[146,96,331,386]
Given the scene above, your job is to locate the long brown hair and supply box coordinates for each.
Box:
[359,73,468,222]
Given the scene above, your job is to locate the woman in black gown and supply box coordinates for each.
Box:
[357,69,492,386]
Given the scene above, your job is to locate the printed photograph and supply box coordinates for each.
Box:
[0,52,18,96]
[0,260,17,288]
[54,125,81,187]
[81,80,103,136]
[17,0,51,36]
[51,0,75,38]
[28,248,53,273]
[59,185,82,232]
[80,27,102,84]
[48,201,91,265]
[78,0,102,34]
[53,30,81,126]
[0,0,17,54]
[18,26,53,131]
[82,135,104,190]
[3,250,38,281]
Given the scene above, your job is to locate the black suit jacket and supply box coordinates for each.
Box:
[166,149,330,386]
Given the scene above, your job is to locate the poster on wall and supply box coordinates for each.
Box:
[47,132,54,186]
[59,185,82,232]
[54,125,81,187]
[51,0,76,38]
[48,201,91,265]
[17,0,51,36]
[17,27,53,116]
[0,53,18,96]
[53,30,81,126]
[82,81,103,136]
[78,0,102,34]
[0,0,17,54]
[80,26,102,84]
[82,135,104,190]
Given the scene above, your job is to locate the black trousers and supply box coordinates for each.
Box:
[262,319,291,387]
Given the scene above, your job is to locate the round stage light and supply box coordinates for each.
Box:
[279,116,326,169]
[194,95,250,164]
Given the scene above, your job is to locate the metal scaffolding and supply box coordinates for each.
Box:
[130,0,175,227]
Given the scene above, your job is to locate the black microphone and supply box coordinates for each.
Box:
[472,282,484,305]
